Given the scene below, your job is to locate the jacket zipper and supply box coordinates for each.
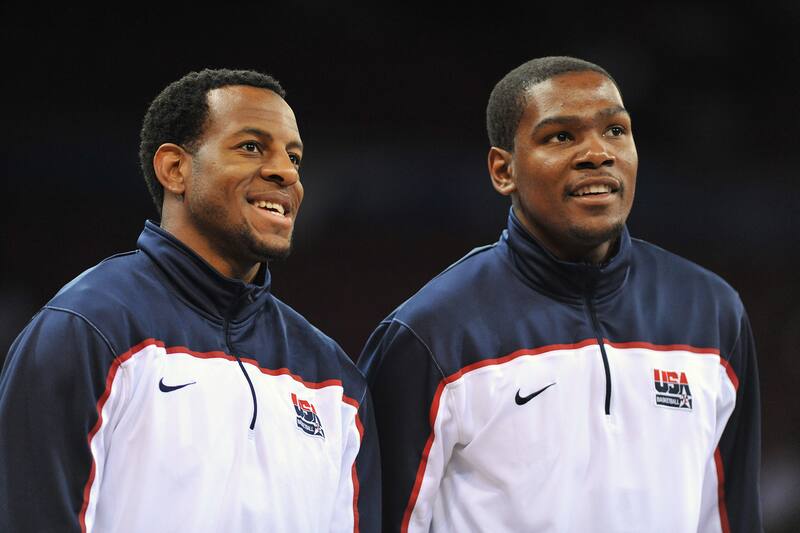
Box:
[584,295,612,415]
[223,315,258,430]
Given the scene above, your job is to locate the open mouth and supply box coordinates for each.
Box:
[570,184,618,197]
[249,200,287,217]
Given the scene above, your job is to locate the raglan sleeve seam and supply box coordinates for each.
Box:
[391,318,447,380]
[42,305,120,362]
[357,386,368,411]
[725,310,744,366]
[721,290,747,364]
[722,305,751,401]
[390,318,464,444]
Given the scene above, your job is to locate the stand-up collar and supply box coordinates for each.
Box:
[138,220,272,322]
[503,209,631,301]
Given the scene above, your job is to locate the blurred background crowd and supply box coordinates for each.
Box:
[2,3,797,530]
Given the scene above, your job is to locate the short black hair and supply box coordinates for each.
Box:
[139,68,286,215]
[486,56,617,151]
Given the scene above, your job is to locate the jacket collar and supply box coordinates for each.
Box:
[138,220,272,322]
[502,209,630,301]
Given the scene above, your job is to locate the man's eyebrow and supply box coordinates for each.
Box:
[532,115,581,135]
[597,105,629,119]
[232,127,304,151]
[531,106,630,135]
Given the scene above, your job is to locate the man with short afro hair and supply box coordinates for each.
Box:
[139,68,285,215]
[0,68,380,532]
[360,56,762,532]
[486,56,616,151]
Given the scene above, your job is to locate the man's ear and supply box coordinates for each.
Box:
[488,146,516,196]
[153,143,191,196]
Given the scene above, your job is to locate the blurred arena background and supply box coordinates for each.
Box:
[2,4,797,530]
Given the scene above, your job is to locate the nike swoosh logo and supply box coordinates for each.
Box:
[159,378,196,393]
[515,382,556,405]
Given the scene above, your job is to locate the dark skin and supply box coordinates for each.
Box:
[489,71,639,265]
[152,86,304,282]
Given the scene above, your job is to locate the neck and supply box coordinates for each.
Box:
[564,239,615,265]
[513,209,618,266]
[159,213,261,283]
[547,243,614,266]
[218,261,261,283]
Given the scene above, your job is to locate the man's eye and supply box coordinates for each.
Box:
[606,126,625,137]
[288,153,302,166]
[242,142,261,153]
[547,132,571,143]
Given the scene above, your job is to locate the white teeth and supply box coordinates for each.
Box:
[575,184,612,196]
[252,200,285,216]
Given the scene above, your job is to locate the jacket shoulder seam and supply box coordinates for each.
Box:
[391,318,446,380]
[42,305,119,360]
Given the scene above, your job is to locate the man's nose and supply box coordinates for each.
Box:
[259,156,300,187]
[574,136,615,170]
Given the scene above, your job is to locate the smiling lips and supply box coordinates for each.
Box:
[250,199,286,217]
[572,183,615,196]
[569,177,621,199]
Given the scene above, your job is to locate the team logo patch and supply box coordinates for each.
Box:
[653,369,693,410]
[291,393,325,439]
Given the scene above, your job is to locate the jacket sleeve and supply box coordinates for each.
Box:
[0,307,117,533]
[358,319,447,533]
[332,386,381,533]
[715,310,763,533]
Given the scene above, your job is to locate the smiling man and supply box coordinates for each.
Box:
[0,69,379,532]
[359,57,762,532]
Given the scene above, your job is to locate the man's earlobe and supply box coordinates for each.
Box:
[153,143,189,196]
[488,146,516,196]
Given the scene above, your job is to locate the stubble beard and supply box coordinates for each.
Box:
[561,185,631,258]
[237,222,293,263]
[566,218,625,250]
[187,195,293,268]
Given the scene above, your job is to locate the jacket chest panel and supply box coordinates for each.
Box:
[98,344,351,517]
[445,344,726,485]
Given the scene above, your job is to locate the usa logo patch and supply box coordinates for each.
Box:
[291,393,325,439]
[653,369,693,410]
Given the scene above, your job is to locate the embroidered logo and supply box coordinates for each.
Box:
[653,369,693,410]
[291,393,325,439]
[158,378,196,393]
[515,382,556,406]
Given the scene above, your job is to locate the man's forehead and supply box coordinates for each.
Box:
[524,71,624,113]
[518,72,626,130]
[206,85,299,133]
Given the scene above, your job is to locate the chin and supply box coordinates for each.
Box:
[233,224,293,263]
[250,237,293,262]
[567,219,625,248]
[259,245,292,262]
